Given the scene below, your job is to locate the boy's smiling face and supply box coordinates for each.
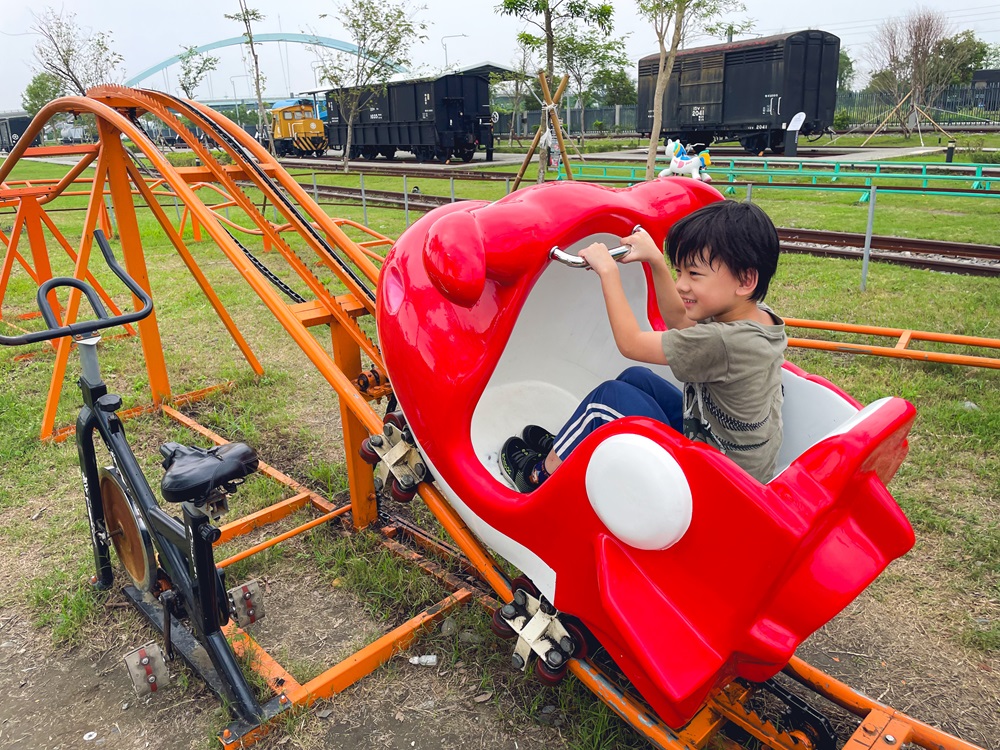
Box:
[673,249,760,323]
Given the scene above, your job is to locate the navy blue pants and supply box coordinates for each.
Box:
[551,366,683,459]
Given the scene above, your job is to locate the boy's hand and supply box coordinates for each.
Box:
[578,242,618,276]
[620,230,664,265]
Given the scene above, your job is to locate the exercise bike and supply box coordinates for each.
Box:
[0,231,284,734]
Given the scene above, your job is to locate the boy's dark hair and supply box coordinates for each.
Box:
[665,200,780,302]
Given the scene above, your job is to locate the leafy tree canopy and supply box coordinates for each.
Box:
[588,67,637,106]
[21,72,66,116]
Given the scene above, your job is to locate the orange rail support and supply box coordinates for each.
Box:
[786,317,1000,369]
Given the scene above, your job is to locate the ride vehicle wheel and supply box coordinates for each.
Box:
[534,656,568,685]
[390,477,417,503]
[510,575,540,600]
[99,467,157,593]
[490,607,517,639]
[359,438,380,465]
[562,621,588,660]
[383,410,407,430]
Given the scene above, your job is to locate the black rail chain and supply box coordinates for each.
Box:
[154,91,376,306]
[223,228,306,304]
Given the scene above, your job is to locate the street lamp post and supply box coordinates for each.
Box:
[230,75,251,128]
[440,34,468,70]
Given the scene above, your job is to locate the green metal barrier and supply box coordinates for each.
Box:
[558,160,999,198]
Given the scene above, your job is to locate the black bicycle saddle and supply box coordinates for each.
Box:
[159,442,259,504]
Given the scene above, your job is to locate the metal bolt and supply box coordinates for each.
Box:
[399,475,414,489]
[147,675,156,684]
[370,435,383,447]
[511,653,525,670]
[248,609,255,616]
[384,424,394,438]
[540,599,556,615]
[140,657,149,665]
[414,462,426,478]
[244,591,252,600]
[884,736,896,745]
[374,477,384,492]
[501,603,518,619]
[559,635,575,654]
[279,695,289,704]
[514,590,528,608]
[545,649,564,668]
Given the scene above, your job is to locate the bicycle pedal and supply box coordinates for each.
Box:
[228,580,265,628]
[123,641,169,697]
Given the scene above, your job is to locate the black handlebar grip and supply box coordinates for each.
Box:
[0,229,154,347]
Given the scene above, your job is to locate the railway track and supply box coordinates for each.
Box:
[295,183,1000,276]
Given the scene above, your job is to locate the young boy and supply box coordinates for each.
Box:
[500,199,786,492]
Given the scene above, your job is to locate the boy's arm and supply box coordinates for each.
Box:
[621,231,694,330]
[580,243,669,365]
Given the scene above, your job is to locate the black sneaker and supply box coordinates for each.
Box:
[521,425,555,455]
[500,437,543,493]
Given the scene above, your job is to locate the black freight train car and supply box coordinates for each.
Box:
[325,73,493,162]
[0,115,42,152]
[638,30,840,154]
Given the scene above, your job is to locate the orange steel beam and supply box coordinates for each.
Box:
[215,491,312,545]
[216,508,350,569]
[786,317,1000,369]
[784,657,986,750]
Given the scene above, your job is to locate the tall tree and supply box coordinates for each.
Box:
[636,0,750,180]
[866,12,979,136]
[589,68,637,106]
[554,25,627,139]
[30,8,123,95]
[934,31,989,85]
[497,0,614,87]
[316,0,427,172]
[21,72,65,116]
[838,49,855,93]
[177,46,220,100]
[225,3,271,153]
[491,40,538,145]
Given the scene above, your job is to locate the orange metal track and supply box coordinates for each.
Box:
[0,89,987,750]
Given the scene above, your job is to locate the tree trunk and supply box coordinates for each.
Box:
[645,8,685,181]
[544,9,554,87]
[343,107,353,173]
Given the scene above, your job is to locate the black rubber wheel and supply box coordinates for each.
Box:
[534,656,568,686]
[359,438,380,465]
[490,608,517,639]
[390,477,416,503]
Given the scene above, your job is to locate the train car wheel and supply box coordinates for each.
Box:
[361,146,378,160]
[99,468,158,593]
[380,148,396,160]
[459,148,475,163]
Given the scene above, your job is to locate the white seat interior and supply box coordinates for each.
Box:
[471,233,862,485]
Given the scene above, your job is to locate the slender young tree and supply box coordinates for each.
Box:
[554,24,627,140]
[636,0,750,180]
[30,7,123,96]
[316,0,427,172]
[498,0,614,88]
[225,3,272,152]
[177,46,220,100]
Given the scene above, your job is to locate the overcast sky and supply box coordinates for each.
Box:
[1,0,999,111]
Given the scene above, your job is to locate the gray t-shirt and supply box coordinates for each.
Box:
[661,305,786,483]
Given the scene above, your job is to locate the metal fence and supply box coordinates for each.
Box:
[493,83,1000,138]
[834,86,1000,128]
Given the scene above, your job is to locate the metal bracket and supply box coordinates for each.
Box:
[500,586,575,672]
[124,641,169,696]
[367,422,428,494]
[228,580,265,628]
